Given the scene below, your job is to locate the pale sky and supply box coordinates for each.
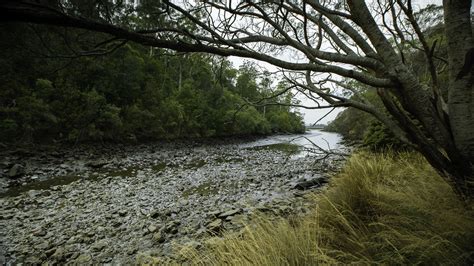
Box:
[228,0,444,125]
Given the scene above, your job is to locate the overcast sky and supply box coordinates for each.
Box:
[228,0,444,125]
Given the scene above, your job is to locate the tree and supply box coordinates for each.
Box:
[1,0,472,199]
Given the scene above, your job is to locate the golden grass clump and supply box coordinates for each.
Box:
[182,152,474,265]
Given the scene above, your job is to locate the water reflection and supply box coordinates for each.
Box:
[240,129,342,154]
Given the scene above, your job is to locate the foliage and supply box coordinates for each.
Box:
[181,152,474,265]
[0,25,304,143]
[325,83,407,150]
[325,107,373,142]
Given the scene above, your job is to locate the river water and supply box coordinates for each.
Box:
[242,129,342,149]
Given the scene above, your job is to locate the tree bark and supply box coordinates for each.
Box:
[444,0,474,160]
[443,0,474,199]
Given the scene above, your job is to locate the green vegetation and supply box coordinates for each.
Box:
[325,87,408,150]
[182,152,474,265]
[0,25,304,144]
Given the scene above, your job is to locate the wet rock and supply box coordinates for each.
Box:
[51,247,66,261]
[27,190,42,198]
[112,220,122,227]
[127,246,138,255]
[75,253,92,264]
[293,177,328,190]
[36,241,50,250]
[207,219,223,232]
[91,240,107,252]
[25,256,42,264]
[153,231,166,243]
[164,221,180,234]
[149,210,160,219]
[218,208,241,218]
[87,160,108,169]
[148,225,158,233]
[8,164,25,178]
[207,210,222,217]
[183,240,202,250]
[32,227,47,237]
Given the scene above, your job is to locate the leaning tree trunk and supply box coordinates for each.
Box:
[348,0,474,200]
[443,0,474,199]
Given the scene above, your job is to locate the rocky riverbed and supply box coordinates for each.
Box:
[0,130,346,264]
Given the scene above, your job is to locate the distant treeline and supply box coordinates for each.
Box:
[324,89,408,151]
[0,24,304,143]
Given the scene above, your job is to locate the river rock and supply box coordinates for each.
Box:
[148,225,158,233]
[153,232,165,243]
[183,240,202,250]
[218,208,241,218]
[149,210,160,219]
[293,177,328,190]
[91,240,107,252]
[207,219,223,232]
[8,164,25,178]
[25,256,41,264]
[87,160,108,169]
[163,221,180,234]
[0,131,345,264]
[27,190,42,198]
[51,247,66,261]
[75,253,92,263]
[32,227,47,237]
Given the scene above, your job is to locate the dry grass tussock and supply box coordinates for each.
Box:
[181,152,474,265]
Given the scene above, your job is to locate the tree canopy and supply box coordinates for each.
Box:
[0,23,304,143]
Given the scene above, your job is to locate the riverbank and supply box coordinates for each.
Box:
[0,130,346,264]
[181,152,474,265]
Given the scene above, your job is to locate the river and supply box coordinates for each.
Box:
[0,129,344,264]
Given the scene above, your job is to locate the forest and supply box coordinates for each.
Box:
[0,24,304,144]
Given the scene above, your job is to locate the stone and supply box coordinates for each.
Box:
[183,240,202,250]
[8,164,25,178]
[75,253,92,263]
[51,247,65,261]
[32,227,47,237]
[36,241,50,250]
[293,177,328,190]
[149,210,160,219]
[118,210,127,217]
[207,219,223,232]
[163,221,180,234]
[127,246,138,255]
[25,256,41,264]
[91,240,107,252]
[218,208,241,218]
[87,159,109,169]
[207,210,222,217]
[148,225,158,233]
[153,232,165,243]
[27,190,42,198]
